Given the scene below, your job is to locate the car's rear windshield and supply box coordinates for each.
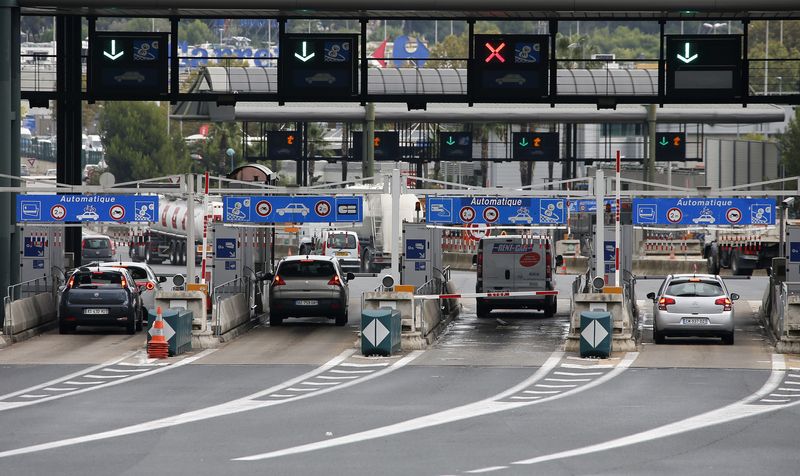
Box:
[72,271,125,287]
[665,280,724,297]
[84,238,110,249]
[328,234,357,249]
[278,260,336,278]
[112,266,148,280]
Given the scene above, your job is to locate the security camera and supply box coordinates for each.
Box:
[783,197,795,207]
[592,276,605,291]
[381,274,395,290]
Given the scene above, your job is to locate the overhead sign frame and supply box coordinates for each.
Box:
[655,132,686,161]
[633,198,775,226]
[426,196,566,225]
[223,196,363,223]
[16,195,159,223]
[89,31,170,100]
[512,132,559,161]
[279,33,359,101]
[439,132,473,160]
[469,34,550,102]
[664,34,743,100]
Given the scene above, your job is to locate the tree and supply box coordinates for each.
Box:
[202,122,242,176]
[99,101,191,182]
[779,108,800,177]
[556,33,599,69]
[428,33,468,69]
[181,20,218,45]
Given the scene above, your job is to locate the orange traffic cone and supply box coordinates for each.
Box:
[147,306,169,359]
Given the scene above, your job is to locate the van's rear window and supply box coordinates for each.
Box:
[84,239,110,249]
[328,234,357,249]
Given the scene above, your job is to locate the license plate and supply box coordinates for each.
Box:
[85,308,109,315]
[336,252,349,256]
[296,300,318,306]
[682,318,708,325]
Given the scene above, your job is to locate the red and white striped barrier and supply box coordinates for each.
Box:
[413,290,559,301]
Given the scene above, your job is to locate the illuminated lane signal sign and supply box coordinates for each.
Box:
[469,34,550,102]
[438,132,472,160]
[665,35,743,99]
[89,32,170,99]
[267,131,302,161]
[352,131,400,161]
[512,132,559,161]
[655,132,686,161]
[279,33,359,100]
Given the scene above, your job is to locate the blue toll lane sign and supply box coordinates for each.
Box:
[16,195,158,223]
[426,197,566,225]
[215,238,237,259]
[223,196,362,223]
[633,198,775,226]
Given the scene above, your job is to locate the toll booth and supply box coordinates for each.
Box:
[591,225,633,284]
[786,225,800,284]
[401,222,443,289]
[211,223,265,287]
[19,226,65,284]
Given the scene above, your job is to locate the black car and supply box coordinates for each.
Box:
[59,267,144,334]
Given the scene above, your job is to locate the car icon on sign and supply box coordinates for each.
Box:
[77,210,100,221]
[692,208,716,224]
[276,203,310,217]
[509,208,534,224]
[495,74,526,85]
[305,73,336,84]
[114,71,146,83]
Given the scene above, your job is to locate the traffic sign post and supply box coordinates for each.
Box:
[468,34,550,101]
[223,196,363,223]
[633,198,775,226]
[512,132,559,161]
[16,195,158,223]
[89,32,170,99]
[439,132,472,160]
[279,33,359,100]
[267,131,302,161]
[655,132,686,161]
[426,196,566,225]
[352,131,400,161]
[664,35,743,100]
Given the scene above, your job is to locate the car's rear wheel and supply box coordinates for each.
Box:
[722,332,735,345]
[653,327,665,344]
[335,309,348,326]
[543,296,556,318]
[126,315,136,334]
[476,299,491,318]
[269,312,283,327]
[59,321,75,334]
[135,310,143,332]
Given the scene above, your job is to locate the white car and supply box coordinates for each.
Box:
[305,73,336,84]
[97,261,167,319]
[277,203,310,217]
[76,210,100,221]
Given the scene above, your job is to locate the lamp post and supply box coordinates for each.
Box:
[226,147,236,172]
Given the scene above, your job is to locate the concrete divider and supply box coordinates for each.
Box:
[2,293,57,343]
[566,292,636,352]
[764,283,800,353]
[212,293,252,341]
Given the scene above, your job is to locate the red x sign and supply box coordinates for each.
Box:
[484,42,506,63]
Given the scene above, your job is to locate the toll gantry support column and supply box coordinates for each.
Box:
[0,0,21,323]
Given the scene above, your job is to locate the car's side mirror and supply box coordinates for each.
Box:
[265,273,274,281]
[555,255,564,267]
[255,271,268,281]
[730,293,740,301]
[346,272,356,281]
[158,276,167,283]
[646,292,656,301]
[137,284,148,292]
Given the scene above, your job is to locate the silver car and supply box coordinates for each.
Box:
[267,255,354,327]
[97,261,167,319]
[647,274,738,345]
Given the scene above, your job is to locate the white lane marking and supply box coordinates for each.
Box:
[769,394,798,398]
[84,374,129,380]
[329,369,374,374]
[285,388,318,392]
[302,381,340,386]
[560,363,614,369]
[19,395,48,399]
[0,350,422,459]
[43,387,77,392]
[545,378,590,383]
[523,390,559,395]
[117,362,167,367]
[778,388,800,392]
[466,466,508,473]
[760,399,790,403]
[535,384,577,389]
[340,362,390,368]
[509,355,790,467]
[269,394,296,398]
[553,371,603,377]
[233,352,639,462]
[782,381,800,386]
[0,351,137,401]
[0,350,216,412]
[317,375,359,380]
[101,368,150,373]
[510,396,541,400]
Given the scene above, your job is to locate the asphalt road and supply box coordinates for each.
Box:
[1,269,796,476]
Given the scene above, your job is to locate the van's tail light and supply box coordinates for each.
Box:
[476,251,483,275]
[658,297,676,310]
[81,239,86,249]
[328,275,342,286]
[546,251,553,278]
[715,297,732,311]
[272,275,286,286]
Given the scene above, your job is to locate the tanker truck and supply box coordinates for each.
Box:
[129,196,223,265]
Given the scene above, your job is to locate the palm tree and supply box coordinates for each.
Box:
[305,122,333,184]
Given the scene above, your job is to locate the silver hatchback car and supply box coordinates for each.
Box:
[647,274,738,345]
[267,255,354,327]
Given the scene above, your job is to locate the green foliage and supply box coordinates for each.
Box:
[181,20,218,45]
[201,122,243,175]
[428,33,468,68]
[779,108,800,177]
[591,26,660,59]
[99,101,191,182]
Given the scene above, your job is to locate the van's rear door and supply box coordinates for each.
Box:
[513,239,547,290]
[483,238,520,290]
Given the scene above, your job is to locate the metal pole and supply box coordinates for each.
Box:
[391,168,401,283]
[595,169,605,284]
[615,151,621,287]
[364,102,375,181]
[186,173,196,281]
[646,104,657,187]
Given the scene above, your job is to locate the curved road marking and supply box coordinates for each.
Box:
[0,349,216,412]
[455,354,791,471]
[234,352,638,462]
[0,349,423,459]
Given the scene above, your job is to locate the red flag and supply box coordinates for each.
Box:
[372,39,388,68]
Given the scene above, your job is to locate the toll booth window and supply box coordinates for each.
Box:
[329,234,357,249]
[665,280,723,297]
[278,261,336,278]
[84,239,110,249]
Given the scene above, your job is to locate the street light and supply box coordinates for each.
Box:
[703,22,727,34]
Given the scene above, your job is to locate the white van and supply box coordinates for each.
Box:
[475,235,562,318]
[318,230,361,273]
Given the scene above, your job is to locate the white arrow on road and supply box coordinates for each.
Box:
[676,42,698,64]
[294,41,315,62]
[103,39,124,60]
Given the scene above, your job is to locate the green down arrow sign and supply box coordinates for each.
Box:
[446,136,456,146]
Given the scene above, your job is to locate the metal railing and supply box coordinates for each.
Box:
[212,275,252,336]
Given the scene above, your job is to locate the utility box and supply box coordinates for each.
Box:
[147,308,193,356]
[401,222,443,290]
[361,308,402,356]
[579,311,612,358]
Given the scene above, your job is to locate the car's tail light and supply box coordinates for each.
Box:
[67,276,75,288]
[137,281,155,290]
[120,277,127,288]
[272,275,286,286]
[658,297,676,310]
[328,275,342,286]
[715,297,732,311]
